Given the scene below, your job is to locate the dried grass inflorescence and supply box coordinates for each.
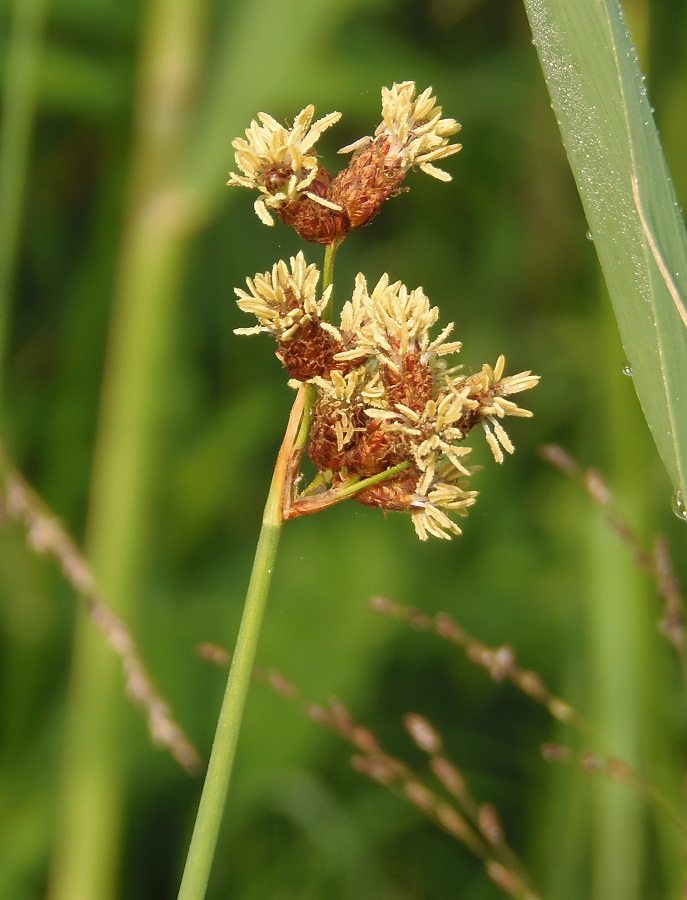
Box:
[0,443,201,773]
[229,82,539,539]
[228,660,540,899]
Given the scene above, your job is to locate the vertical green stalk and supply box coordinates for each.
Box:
[178,241,340,900]
[0,0,48,415]
[48,1,205,897]
[585,305,647,898]
[176,490,283,900]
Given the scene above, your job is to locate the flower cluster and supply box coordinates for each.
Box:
[229,82,539,540]
[228,81,461,244]
[234,253,539,540]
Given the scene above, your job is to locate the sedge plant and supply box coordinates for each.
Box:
[177,81,539,899]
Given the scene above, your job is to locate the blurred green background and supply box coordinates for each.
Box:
[1,0,686,897]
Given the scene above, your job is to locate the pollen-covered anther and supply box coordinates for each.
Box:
[482,418,515,465]
[228,106,342,222]
[332,81,462,230]
[344,273,462,377]
[233,251,329,340]
[410,467,478,541]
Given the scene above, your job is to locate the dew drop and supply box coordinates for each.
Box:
[586,231,594,241]
[672,490,687,521]
[622,363,633,376]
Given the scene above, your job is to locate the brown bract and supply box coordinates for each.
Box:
[330,137,407,231]
[355,467,422,511]
[277,321,346,380]
[275,166,350,244]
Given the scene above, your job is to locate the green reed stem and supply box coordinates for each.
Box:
[178,242,341,899]
[0,0,48,416]
[177,515,283,900]
[177,384,307,899]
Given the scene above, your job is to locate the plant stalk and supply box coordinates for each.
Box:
[48,0,206,896]
[179,239,340,898]
[0,0,48,416]
[177,388,305,900]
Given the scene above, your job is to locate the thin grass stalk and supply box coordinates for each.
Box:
[48,0,206,897]
[585,461,644,893]
[177,240,339,899]
[0,0,48,415]
[176,522,283,900]
[176,404,294,900]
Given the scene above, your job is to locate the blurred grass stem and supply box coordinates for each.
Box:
[0,0,48,415]
[177,388,305,899]
[48,0,205,897]
[178,243,339,898]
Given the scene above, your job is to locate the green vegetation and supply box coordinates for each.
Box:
[1,0,686,898]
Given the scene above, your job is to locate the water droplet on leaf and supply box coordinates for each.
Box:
[672,490,687,522]
[622,363,633,376]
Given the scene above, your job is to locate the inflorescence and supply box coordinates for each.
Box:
[229,82,539,540]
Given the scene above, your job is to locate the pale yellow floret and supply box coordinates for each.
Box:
[411,468,478,540]
[228,106,342,223]
[339,81,462,182]
[234,252,330,339]
[341,273,461,371]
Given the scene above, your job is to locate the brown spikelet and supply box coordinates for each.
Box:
[330,137,407,230]
[344,421,398,478]
[308,405,356,472]
[275,166,350,244]
[355,466,421,510]
[382,353,435,412]
[277,321,344,380]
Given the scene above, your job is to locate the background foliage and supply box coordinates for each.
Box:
[1,0,686,897]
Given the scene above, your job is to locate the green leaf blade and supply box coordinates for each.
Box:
[523,0,687,502]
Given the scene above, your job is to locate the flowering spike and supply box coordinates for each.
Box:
[228,106,348,243]
[331,81,462,230]
[227,82,461,243]
[229,88,539,539]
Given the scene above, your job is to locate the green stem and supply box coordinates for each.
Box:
[320,239,341,319]
[177,388,305,900]
[177,520,282,900]
[334,461,411,500]
[322,239,340,292]
[178,239,341,899]
[0,0,48,416]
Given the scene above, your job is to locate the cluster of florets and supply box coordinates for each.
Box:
[235,253,539,540]
[228,81,462,244]
[229,82,539,540]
